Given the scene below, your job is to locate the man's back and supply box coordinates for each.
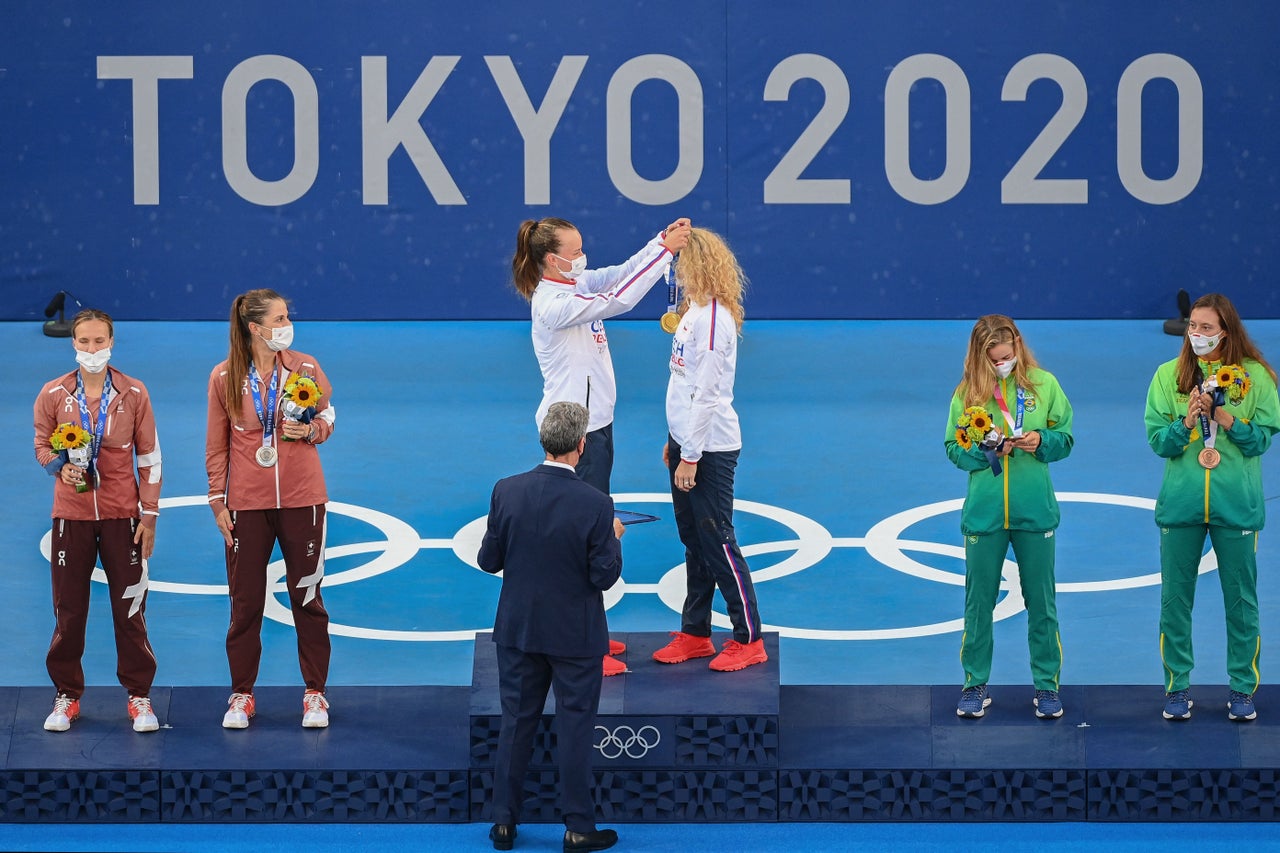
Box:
[479,464,622,658]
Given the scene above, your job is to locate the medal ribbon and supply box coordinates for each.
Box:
[665,263,679,316]
[74,369,113,476]
[1198,382,1221,450]
[249,362,279,448]
[993,381,1024,438]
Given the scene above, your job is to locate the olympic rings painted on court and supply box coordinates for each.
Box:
[594,724,661,759]
[41,491,1217,643]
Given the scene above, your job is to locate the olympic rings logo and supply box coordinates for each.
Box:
[40,491,1213,643]
[594,724,661,759]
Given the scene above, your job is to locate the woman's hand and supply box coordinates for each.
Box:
[662,219,692,253]
[214,508,234,547]
[60,464,85,488]
[1212,404,1236,431]
[133,521,156,560]
[1184,387,1205,429]
[1010,430,1041,454]
[674,460,698,492]
[281,419,313,442]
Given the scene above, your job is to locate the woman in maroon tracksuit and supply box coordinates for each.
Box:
[206,289,335,729]
[33,309,162,733]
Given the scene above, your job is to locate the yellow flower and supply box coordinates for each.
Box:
[1216,367,1235,387]
[284,374,322,407]
[969,411,991,433]
[50,422,91,451]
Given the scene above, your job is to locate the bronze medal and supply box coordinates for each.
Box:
[660,312,681,334]
[1198,447,1220,469]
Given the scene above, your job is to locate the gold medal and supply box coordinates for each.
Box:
[255,445,278,468]
[660,312,680,333]
[1198,447,1220,469]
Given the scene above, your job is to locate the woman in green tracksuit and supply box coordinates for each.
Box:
[1145,292,1279,723]
[944,315,1074,720]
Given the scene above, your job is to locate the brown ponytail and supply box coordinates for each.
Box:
[224,289,285,421]
[511,217,575,300]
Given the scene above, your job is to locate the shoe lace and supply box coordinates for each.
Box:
[1034,689,1057,702]
[1229,690,1253,703]
[227,692,252,714]
[1168,689,1190,704]
[961,686,984,701]
[304,691,329,713]
[129,696,153,716]
[720,640,743,653]
[51,694,74,714]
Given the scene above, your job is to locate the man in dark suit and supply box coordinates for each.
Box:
[479,401,624,853]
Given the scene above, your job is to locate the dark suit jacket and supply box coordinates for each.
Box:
[478,463,623,658]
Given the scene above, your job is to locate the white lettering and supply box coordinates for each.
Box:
[221,55,319,206]
[96,56,195,205]
[361,56,465,205]
[606,55,703,205]
[486,56,587,205]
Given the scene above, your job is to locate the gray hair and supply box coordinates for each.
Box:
[540,401,589,456]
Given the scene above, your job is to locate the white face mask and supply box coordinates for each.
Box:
[75,347,111,374]
[1188,332,1221,357]
[258,323,294,352]
[553,253,588,280]
[993,357,1017,379]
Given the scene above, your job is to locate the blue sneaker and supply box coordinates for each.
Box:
[1163,689,1193,720]
[1034,689,1063,719]
[1228,691,1256,722]
[956,685,991,718]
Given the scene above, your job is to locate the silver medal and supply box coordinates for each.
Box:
[255,444,278,468]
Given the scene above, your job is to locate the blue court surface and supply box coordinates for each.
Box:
[3,318,1279,692]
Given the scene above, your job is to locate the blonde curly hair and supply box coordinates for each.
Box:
[676,227,746,332]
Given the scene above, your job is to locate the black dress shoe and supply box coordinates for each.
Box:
[563,828,618,852]
[489,823,517,851]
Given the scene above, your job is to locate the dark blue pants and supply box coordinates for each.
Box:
[575,423,614,495]
[491,643,602,833]
[666,436,762,644]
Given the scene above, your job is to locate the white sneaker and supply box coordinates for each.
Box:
[128,696,159,733]
[222,692,255,729]
[302,690,329,728]
[43,694,80,732]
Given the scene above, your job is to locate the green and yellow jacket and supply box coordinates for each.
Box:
[944,368,1074,535]
[1145,356,1279,529]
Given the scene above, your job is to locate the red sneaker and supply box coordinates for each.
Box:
[602,654,627,677]
[709,639,768,672]
[608,639,627,656]
[652,632,716,665]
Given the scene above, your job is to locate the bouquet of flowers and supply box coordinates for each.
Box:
[1209,364,1251,405]
[954,406,1002,451]
[281,372,322,439]
[50,422,93,493]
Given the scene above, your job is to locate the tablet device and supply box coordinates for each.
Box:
[615,510,660,525]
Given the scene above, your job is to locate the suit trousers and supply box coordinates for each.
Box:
[667,437,762,644]
[46,517,157,699]
[492,643,602,833]
[224,505,331,694]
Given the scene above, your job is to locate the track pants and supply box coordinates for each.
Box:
[960,528,1061,691]
[47,517,157,699]
[225,505,331,693]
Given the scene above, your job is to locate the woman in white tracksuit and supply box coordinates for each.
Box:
[510,216,691,678]
[511,216,691,494]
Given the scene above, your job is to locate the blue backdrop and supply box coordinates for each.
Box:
[1,1,1276,321]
